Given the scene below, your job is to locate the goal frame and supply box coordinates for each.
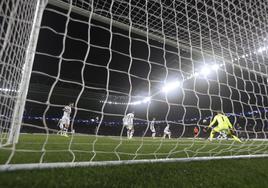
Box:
[0,0,267,171]
[1,153,268,172]
[5,0,47,145]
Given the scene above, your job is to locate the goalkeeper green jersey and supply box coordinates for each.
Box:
[208,114,233,130]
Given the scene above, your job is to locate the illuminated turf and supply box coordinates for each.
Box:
[1,134,268,165]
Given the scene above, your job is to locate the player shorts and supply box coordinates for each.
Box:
[164,131,171,135]
[61,116,70,126]
[124,124,133,130]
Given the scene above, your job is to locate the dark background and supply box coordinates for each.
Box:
[21,2,268,138]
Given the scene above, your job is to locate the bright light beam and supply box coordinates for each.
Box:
[142,97,151,103]
[0,88,17,92]
[131,101,142,105]
[257,46,267,53]
[162,81,181,93]
[212,64,219,70]
[200,66,210,76]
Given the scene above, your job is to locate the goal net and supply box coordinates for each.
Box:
[0,0,268,170]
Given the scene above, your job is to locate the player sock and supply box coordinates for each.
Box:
[209,132,215,141]
[232,135,242,143]
[63,128,68,136]
[127,130,130,139]
[130,130,134,139]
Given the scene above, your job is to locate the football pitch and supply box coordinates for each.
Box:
[1,134,268,187]
[1,134,268,164]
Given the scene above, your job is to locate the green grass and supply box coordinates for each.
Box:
[1,134,268,187]
[1,158,268,187]
[1,134,268,164]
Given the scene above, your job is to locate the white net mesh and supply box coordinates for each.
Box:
[1,0,268,169]
[0,0,41,146]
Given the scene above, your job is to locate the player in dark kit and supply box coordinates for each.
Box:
[194,126,199,138]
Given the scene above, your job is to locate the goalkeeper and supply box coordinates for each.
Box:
[207,112,242,143]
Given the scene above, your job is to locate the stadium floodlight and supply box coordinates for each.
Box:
[192,72,200,78]
[212,64,219,70]
[257,46,267,53]
[131,101,142,105]
[142,97,151,103]
[200,66,210,76]
[162,81,181,93]
[130,97,151,105]
[0,88,17,92]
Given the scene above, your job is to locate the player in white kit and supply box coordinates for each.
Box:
[57,102,73,137]
[123,112,134,139]
[150,118,156,139]
[163,124,171,139]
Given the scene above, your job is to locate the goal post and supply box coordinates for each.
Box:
[0,0,268,171]
[0,0,47,146]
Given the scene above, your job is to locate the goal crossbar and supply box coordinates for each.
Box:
[1,154,268,172]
